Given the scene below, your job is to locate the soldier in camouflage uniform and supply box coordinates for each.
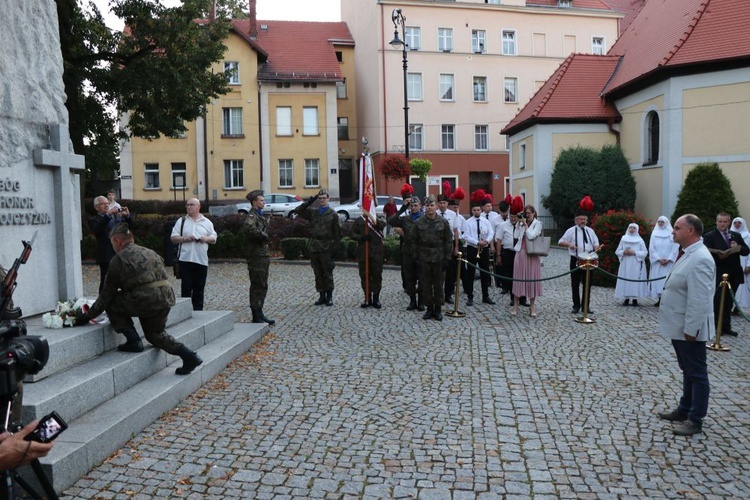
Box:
[294,189,341,306]
[350,214,387,308]
[412,196,453,321]
[241,190,275,325]
[83,224,202,375]
[388,196,425,311]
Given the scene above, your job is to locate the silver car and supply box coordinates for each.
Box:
[236,193,303,217]
[334,196,403,221]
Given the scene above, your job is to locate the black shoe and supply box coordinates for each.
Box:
[445,296,454,304]
[623,299,630,306]
[466,297,474,306]
[571,307,580,314]
[654,299,661,307]
[256,309,276,326]
[118,341,144,353]
[175,347,203,375]
[519,299,529,307]
[417,296,426,312]
[500,290,509,295]
[371,292,382,309]
[434,307,443,321]
[482,297,496,305]
[325,291,333,306]
[673,420,702,436]
[658,409,687,422]
[722,329,739,337]
[632,300,639,306]
[585,309,595,314]
[314,292,326,306]
[510,300,516,307]
[422,307,434,320]
[407,295,418,311]
[360,299,370,308]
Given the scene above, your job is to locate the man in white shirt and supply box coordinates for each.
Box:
[437,194,460,303]
[558,213,601,314]
[495,212,522,304]
[462,202,495,306]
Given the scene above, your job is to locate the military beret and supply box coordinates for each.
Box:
[246,189,264,202]
[437,193,448,202]
[317,189,329,197]
[109,222,131,238]
[424,195,436,205]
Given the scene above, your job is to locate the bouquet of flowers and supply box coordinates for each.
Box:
[42,298,92,329]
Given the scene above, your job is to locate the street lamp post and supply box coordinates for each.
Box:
[389,8,409,161]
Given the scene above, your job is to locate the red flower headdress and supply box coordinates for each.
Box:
[400,183,414,198]
[510,195,525,216]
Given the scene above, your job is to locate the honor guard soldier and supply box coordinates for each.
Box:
[389,194,424,311]
[351,213,387,308]
[242,189,275,325]
[413,196,453,321]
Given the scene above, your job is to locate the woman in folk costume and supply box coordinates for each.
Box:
[648,216,679,306]
[510,197,543,317]
[615,223,649,306]
[731,217,750,310]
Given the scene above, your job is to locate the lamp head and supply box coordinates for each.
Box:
[389,30,403,48]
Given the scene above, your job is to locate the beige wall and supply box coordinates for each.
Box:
[683,82,750,157]
[633,167,663,219]
[551,132,617,163]
[618,95,663,166]
[511,135,534,175]
[682,161,750,220]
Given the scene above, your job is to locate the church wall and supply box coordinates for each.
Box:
[632,166,663,221]
[683,161,750,221]
[682,81,750,157]
[617,95,664,167]
[550,132,615,163]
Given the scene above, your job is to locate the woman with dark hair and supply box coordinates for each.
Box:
[511,203,543,317]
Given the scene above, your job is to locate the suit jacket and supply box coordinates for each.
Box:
[702,228,750,284]
[88,212,132,265]
[658,241,715,342]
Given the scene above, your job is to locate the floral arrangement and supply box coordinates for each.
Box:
[379,155,410,181]
[42,298,91,329]
[590,209,652,287]
[409,158,432,181]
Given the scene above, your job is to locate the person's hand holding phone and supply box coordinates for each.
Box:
[0,421,53,469]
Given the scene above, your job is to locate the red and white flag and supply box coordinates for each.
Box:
[359,153,376,223]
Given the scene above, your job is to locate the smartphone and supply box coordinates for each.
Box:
[25,412,68,443]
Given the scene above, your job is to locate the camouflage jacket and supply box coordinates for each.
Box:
[412,214,453,263]
[388,210,422,254]
[241,208,270,259]
[88,243,175,319]
[350,216,387,250]
[295,202,341,253]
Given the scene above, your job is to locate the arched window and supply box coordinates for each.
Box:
[646,111,659,165]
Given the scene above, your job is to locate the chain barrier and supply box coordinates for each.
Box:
[727,288,749,322]
[593,267,666,283]
[460,258,577,283]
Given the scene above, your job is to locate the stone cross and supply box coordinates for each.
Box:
[33,124,86,299]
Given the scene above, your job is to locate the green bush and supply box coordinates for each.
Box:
[670,162,740,232]
[280,238,307,260]
[590,210,652,287]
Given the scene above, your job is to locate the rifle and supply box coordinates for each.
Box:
[0,230,37,320]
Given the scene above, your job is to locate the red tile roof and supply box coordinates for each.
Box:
[229,20,353,82]
[527,0,613,9]
[600,0,646,34]
[603,0,750,96]
[501,54,622,136]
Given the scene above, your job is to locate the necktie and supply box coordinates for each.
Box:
[582,227,589,245]
[513,223,518,247]
[440,211,446,218]
[476,219,481,245]
[724,232,731,247]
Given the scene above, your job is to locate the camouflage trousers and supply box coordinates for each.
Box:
[247,257,269,309]
[107,302,184,356]
[310,251,335,292]
[357,249,384,294]
[401,254,421,296]
[419,261,446,308]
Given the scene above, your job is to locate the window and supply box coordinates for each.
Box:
[406,27,421,50]
[473,76,487,102]
[222,108,243,136]
[472,30,486,53]
[336,80,347,99]
[171,162,186,189]
[475,125,488,151]
[438,28,453,52]
[303,107,318,135]
[439,74,454,101]
[486,0,500,4]
[558,0,572,7]
[502,30,517,56]
[276,107,292,136]
[278,159,294,188]
[520,144,527,169]
[409,124,423,151]
[504,135,511,151]
[646,111,660,165]
[592,37,605,55]
[304,159,320,187]
[223,61,239,84]
[224,160,244,189]
[144,163,159,189]
[407,73,423,101]
[338,117,349,140]
[335,51,343,62]
[504,77,518,103]
[441,125,455,150]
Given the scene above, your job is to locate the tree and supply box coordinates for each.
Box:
[670,162,740,232]
[542,144,636,226]
[57,0,233,193]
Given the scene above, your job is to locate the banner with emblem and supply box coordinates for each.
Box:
[359,152,376,223]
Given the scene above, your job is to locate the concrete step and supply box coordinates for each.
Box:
[21,310,235,423]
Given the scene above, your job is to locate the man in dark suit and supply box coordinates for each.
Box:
[658,214,714,436]
[88,195,131,293]
[702,212,750,336]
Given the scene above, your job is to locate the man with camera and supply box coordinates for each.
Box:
[83,223,203,376]
[88,195,131,294]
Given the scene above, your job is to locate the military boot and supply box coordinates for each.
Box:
[314,292,326,306]
[325,291,333,306]
[422,306,434,320]
[175,346,203,375]
[434,306,443,321]
[406,295,418,311]
[371,292,382,309]
[417,295,426,312]
[257,309,275,325]
[251,308,261,323]
[117,326,144,353]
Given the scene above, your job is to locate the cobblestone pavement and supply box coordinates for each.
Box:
[66,249,749,499]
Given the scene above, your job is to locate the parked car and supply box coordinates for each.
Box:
[236,193,303,217]
[334,196,404,222]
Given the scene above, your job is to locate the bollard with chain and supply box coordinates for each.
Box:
[446,252,466,318]
[708,273,730,352]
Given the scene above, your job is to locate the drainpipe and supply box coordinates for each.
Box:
[608,118,620,145]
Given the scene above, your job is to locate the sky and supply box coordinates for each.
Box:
[92,0,341,29]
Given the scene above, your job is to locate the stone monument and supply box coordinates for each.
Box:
[0,0,84,316]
